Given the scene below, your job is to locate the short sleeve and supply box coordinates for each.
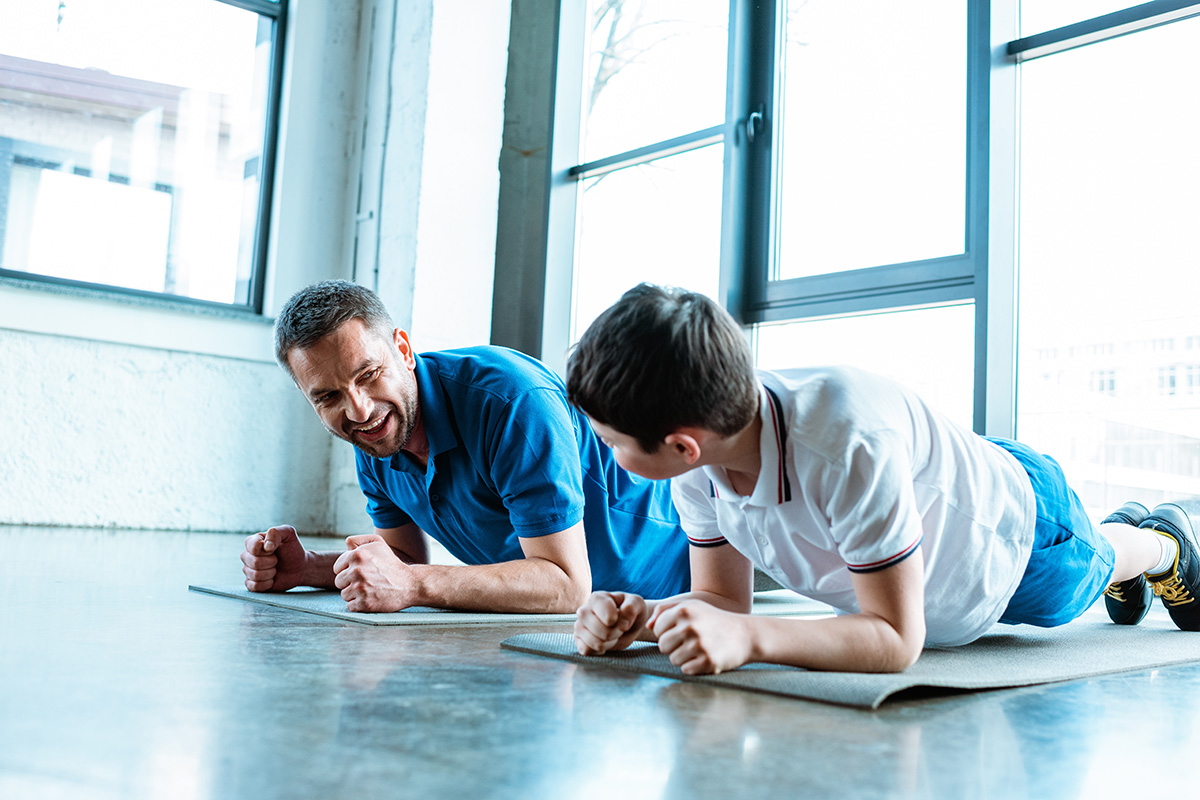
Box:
[819,431,923,573]
[671,469,726,548]
[486,388,585,537]
[355,449,414,530]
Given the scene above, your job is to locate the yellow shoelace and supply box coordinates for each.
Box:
[1105,584,1128,602]
[1151,573,1193,607]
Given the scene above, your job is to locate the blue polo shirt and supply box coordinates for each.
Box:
[355,346,690,599]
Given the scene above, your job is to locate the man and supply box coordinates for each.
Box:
[241,280,690,613]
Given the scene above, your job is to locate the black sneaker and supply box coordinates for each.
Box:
[1142,503,1200,632]
[1102,501,1152,625]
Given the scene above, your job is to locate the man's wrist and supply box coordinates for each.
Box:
[303,550,339,590]
[404,562,433,607]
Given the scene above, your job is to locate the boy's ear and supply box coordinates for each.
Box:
[663,429,703,465]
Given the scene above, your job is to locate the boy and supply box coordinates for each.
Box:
[565,283,1200,674]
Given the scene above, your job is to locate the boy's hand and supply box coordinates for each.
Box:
[574,591,650,655]
[242,525,308,592]
[649,599,753,675]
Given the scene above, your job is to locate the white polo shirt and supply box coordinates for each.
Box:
[671,366,1037,647]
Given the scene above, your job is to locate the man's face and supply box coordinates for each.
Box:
[288,319,419,459]
[589,419,685,481]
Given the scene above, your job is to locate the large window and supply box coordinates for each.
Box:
[566,0,728,341]
[0,0,286,311]
[538,0,1200,513]
[558,0,986,422]
[1013,4,1200,514]
[772,0,966,280]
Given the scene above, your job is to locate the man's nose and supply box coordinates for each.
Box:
[344,385,372,422]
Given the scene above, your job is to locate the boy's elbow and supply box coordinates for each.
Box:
[866,622,924,673]
[891,641,923,672]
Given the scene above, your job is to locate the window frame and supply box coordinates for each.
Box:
[0,0,288,315]
[504,0,1199,440]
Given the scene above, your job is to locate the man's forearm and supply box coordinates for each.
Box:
[407,557,588,613]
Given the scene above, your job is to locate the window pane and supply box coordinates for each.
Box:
[571,145,723,343]
[774,0,965,280]
[0,0,273,305]
[582,0,728,161]
[1021,2,1152,36]
[1017,19,1200,516]
[755,303,976,431]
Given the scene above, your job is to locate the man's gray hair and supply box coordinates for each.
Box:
[274,280,394,377]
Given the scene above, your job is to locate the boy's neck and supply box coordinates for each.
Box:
[712,412,763,495]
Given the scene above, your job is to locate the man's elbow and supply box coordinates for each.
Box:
[558,575,591,612]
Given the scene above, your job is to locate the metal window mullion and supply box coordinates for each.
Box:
[568,125,725,180]
[215,0,283,19]
[752,257,976,324]
[734,0,778,323]
[981,0,1020,438]
[247,0,288,314]
[1007,0,1200,62]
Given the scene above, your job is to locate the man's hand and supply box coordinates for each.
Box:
[242,525,309,593]
[649,599,754,675]
[574,591,650,655]
[333,534,421,612]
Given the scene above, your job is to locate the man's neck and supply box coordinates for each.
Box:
[401,408,430,469]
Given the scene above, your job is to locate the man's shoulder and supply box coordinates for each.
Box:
[422,346,564,400]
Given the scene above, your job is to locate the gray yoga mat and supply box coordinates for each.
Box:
[500,614,1200,708]
[188,584,832,626]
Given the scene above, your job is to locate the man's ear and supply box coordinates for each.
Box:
[663,429,703,466]
[393,328,416,369]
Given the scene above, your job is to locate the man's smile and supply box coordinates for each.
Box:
[352,411,392,441]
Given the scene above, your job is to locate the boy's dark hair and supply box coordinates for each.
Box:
[274,280,394,377]
[566,283,759,453]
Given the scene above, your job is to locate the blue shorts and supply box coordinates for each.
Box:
[988,438,1116,628]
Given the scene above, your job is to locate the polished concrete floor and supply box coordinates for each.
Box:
[3,525,1200,799]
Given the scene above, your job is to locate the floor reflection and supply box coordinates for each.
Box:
[4,526,1200,799]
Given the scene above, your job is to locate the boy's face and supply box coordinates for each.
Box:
[589,419,689,481]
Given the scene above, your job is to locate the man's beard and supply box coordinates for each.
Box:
[346,402,418,460]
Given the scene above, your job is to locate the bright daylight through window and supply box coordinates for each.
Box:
[0,0,281,308]
[560,0,1199,515]
[570,0,727,342]
[1015,12,1200,514]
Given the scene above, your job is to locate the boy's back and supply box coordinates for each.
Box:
[670,365,1036,646]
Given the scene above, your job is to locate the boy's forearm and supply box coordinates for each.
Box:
[748,612,923,673]
[639,590,753,642]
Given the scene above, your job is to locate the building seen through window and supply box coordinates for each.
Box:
[0,0,281,308]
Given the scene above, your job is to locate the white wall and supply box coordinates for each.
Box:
[0,0,512,534]
[410,0,509,353]
[0,328,329,531]
[329,0,511,535]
